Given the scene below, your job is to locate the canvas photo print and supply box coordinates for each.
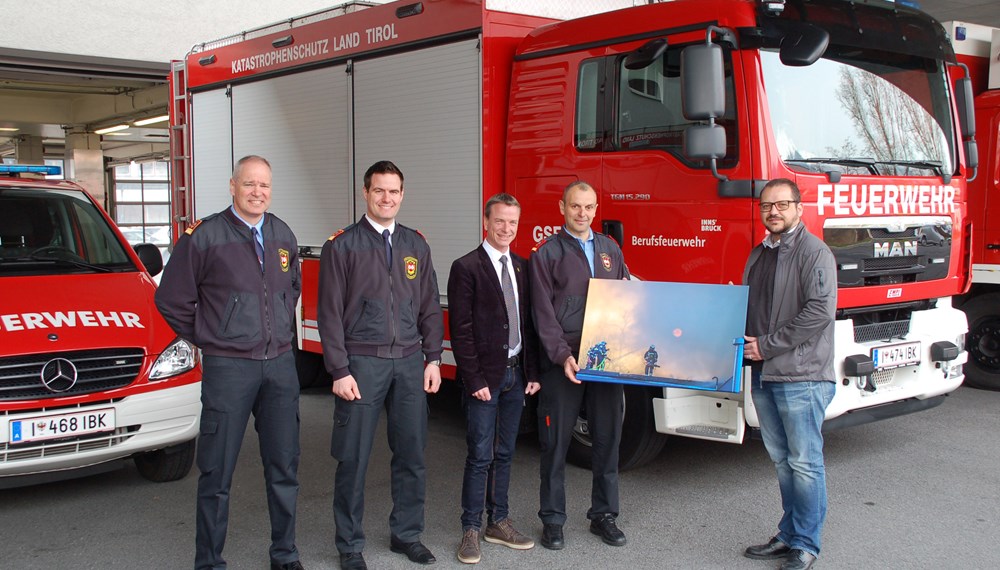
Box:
[576,279,749,393]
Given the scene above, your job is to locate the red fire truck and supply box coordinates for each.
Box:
[946,21,1000,391]
[0,165,201,486]
[170,0,972,469]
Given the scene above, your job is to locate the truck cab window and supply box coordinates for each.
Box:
[576,59,603,150]
[613,44,737,168]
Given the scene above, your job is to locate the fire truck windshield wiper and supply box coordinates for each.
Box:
[871,159,944,176]
[784,157,878,174]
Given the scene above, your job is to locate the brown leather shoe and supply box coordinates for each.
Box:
[457,529,481,564]
[484,519,535,550]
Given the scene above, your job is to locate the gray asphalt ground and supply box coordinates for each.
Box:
[1,384,997,569]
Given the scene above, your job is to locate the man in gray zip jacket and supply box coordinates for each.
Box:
[741,178,836,570]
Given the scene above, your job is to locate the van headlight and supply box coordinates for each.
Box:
[150,338,198,380]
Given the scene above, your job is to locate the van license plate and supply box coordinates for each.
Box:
[9,408,115,444]
[872,342,921,370]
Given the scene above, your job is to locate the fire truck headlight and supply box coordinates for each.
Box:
[150,338,199,380]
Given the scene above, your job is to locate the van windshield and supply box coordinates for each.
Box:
[0,187,137,276]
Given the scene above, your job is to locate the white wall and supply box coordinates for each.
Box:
[4,0,388,63]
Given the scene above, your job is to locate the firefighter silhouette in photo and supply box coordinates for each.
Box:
[643,345,659,376]
[585,341,610,370]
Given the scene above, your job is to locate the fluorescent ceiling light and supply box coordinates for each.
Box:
[0,127,18,132]
[134,114,169,126]
[103,132,132,136]
[95,124,129,135]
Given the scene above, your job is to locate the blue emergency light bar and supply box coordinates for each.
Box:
[0,164,62,175]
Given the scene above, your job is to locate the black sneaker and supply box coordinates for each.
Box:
[589,514,626,546]
[540,523,564,550]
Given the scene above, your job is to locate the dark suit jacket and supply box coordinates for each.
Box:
[447,245,539,396]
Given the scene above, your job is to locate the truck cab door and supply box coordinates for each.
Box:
[595,38,754,284]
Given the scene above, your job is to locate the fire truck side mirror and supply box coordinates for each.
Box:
[955,76,976,140]
[134,243,163,277]
[684,124,726,160]
[680,43,724,120]
[964,139,979,177]
[624,38,668,71]
[777,22,829,67]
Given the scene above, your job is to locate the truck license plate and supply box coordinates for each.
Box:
[9,408,115,444]
[872,341,921,370]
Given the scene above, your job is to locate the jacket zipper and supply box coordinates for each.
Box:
[387,238,397,349]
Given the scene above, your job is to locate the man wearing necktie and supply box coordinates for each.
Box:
[447,193,541,564]
[155,155,305,570]
[529,181,630,551]
[318,160,444,570]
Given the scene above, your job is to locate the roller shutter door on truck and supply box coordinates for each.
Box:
[189,37,482,297]
[232,66,352,246]
[190,88,233,220]
[189,66,352,246]
[353,37,482,297]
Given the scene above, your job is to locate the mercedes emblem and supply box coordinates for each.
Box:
[40,358,79,393]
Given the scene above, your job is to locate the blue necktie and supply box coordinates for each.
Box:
[382,229,392,270]
[252,227,264,272]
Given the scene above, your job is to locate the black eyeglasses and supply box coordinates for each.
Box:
[759,200,799,212]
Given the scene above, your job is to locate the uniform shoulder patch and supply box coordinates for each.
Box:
[531,233,557,253]
[184,219,203,235]
[327,229,345,241]
[394,223,426,242]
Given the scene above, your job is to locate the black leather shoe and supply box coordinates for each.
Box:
[744,537,791,560]
[540,523,564,550]
[390,537,437,564]
[589,514,627,547]
[780,549,817,570]
[339,552,367,570]
[271,561,305,570]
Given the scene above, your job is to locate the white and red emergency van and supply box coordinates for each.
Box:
[0,165,201,486]
[171,0,972,469]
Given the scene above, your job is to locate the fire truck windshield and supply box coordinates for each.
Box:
[760,48,956,178]
[0,188,135,276]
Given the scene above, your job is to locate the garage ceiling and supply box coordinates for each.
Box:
[0,47,171,162]
[0,0,997,164]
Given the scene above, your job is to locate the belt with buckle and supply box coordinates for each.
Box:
[506,355,520,368]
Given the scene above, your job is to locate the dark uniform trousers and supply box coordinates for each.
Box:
[196,351,301,570]
[537,363,624,525]
[331,350,428,553]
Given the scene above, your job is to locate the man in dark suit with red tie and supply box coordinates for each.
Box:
[447,193,540,565]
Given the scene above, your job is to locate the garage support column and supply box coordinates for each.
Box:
[14,134,43,164]
[65,132,106,206]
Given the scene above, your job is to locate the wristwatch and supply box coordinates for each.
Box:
[428,359,441,366]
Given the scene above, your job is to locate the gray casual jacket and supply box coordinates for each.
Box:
[742,224,837,382]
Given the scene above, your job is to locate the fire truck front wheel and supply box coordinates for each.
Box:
[134,439,196,482]
[567,385,668,471]
[962,292,1000,391]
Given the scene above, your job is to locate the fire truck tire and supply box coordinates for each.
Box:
[567,385,668,471]
[962,292,1000,391]
[294,342,331,389]
[134,439,196,482]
